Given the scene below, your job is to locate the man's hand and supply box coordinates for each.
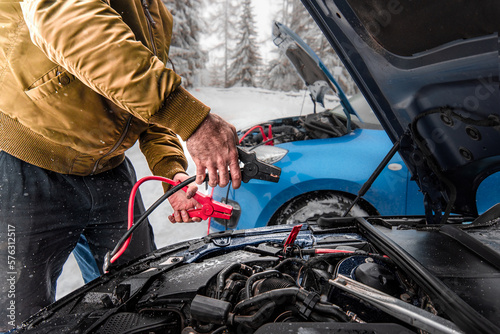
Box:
[186,113,242,189]
[167,173,202,223]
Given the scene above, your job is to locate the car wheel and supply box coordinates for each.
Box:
[268,191,370,225]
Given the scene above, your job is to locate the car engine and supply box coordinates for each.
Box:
[238,110,352,147]
[19,220,457,334]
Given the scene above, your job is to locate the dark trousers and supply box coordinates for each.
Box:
[0,151,155,331]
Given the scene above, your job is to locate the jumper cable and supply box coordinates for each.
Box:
[239,124,274,146]
[104,175,232,271]
[104,148,282,272]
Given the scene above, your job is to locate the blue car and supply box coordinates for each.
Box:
[212,22,500,231]
[212,25,426,230]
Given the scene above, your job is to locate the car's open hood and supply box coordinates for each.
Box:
[301,0,500,221]
[272,21,360,130]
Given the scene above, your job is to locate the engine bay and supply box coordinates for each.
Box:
[238,110,353,148]
[18,216,493,334]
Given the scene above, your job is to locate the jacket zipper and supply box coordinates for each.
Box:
[91,1,157,174]
[142,0,157,56]
[91,115,133,174]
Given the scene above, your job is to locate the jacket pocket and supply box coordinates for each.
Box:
[22,68,121,153]
[25,67,75,101]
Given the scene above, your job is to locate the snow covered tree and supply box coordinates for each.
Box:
[285,0,312,35]
[204,0,240,88]
[261,56,303,91]
[262,0,305,91]
[263,0,358,95]
[163,0,206,87]
[227,0,262,87]
[207,59,224,87]
[314,36,358,95]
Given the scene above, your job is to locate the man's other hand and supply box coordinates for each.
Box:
[186,114,242,189]
[167,173,202,223]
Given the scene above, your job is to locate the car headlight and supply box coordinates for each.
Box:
[250,145,288,164]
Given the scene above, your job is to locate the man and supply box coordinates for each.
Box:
[0,0,242,331]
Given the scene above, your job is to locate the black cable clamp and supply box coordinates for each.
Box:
[237,147,281,183]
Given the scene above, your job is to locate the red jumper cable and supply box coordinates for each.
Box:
[238,124,274,146]
[110,176,232,265]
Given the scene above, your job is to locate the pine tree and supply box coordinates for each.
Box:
[163,0,206,87]
[263,0,358,95]
[262,56,302,91]
[262,0,304,91]
[227,0,261,87]
[204,0,240,88]
[208,59,224,87]
[305,21,358,95]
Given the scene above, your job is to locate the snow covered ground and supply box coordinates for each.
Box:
[56,86,335,299]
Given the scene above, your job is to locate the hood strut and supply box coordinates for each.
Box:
[343,139,401,217]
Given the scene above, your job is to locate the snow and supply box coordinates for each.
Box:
[56,86,326,299]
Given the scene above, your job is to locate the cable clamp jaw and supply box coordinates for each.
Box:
[237,147,281,183]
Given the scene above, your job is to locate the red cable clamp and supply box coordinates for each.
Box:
[109,176,233,266]
[187,190,233,220]
[137,176,233,220]
[283,224,303,252]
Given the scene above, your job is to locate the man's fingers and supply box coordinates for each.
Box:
[181,210,190,223]
[207,165,218,188]
[174,211,182,222]
[195,164,206,185]
[185,183,198,199]
[194,162,241,189]
[218,164,230,188]
[170,210,198,223]
[186,113,242,189]
[229,158,241,189]
[167,178,205,223]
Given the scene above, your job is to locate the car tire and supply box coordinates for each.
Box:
[268,191,370,225]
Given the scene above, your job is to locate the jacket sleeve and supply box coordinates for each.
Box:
[21,0,210,141]
[139,124,187,180]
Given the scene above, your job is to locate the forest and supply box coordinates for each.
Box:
[163,0,357,95]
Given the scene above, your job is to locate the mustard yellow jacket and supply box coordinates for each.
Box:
[0,0,210,178]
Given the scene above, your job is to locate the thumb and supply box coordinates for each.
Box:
[185,182,199,199]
